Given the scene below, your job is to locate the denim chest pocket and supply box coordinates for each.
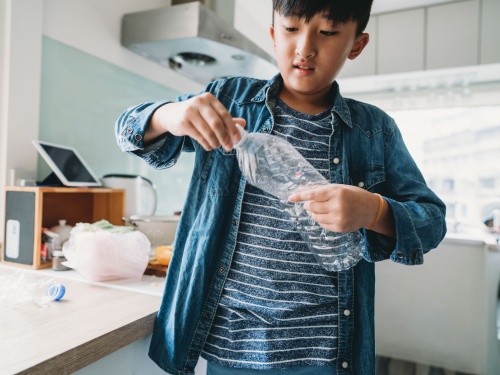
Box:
[199,148,241,196]
[349,165,385,192]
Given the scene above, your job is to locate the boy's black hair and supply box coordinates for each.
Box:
[272,0,373,36]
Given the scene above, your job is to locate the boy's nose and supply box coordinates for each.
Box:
[296,48,314,58]
[295,38,316,58]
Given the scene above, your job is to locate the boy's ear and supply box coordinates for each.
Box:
[269,25,276,50]
[348,33,369,60]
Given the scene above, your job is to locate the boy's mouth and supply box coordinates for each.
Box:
[293,63,315,72]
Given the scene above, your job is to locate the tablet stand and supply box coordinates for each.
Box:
[36,172,64,187]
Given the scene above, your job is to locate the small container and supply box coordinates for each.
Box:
[52,251,70,271]
[41,229,60,261]
[50,220,73,245]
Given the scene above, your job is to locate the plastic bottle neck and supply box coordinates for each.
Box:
[232,124,248,149]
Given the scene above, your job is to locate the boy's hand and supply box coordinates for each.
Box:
[288,184,394,237]
[149,93,246,151]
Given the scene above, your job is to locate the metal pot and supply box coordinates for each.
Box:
[123,215,179,247]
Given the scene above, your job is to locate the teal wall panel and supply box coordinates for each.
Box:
[39,37,194,216]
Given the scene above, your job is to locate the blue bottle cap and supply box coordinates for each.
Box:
[48,284,66,301]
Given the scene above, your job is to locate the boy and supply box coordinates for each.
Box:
[115,0,446,374]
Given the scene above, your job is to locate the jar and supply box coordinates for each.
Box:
[52,251,70,271]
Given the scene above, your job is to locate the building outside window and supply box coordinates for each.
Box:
[388,106,500,235]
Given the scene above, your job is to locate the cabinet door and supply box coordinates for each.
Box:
[480,0,500,64]
[3,191,36,266]
[378,8,425,74]
[339,16,377,78]
[426,0,480,70]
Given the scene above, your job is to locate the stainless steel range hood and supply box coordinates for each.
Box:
[121,1,278,85]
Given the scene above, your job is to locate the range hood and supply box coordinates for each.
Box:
[121,1,278,85]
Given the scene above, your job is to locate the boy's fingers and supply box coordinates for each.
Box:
[233,118,246,127]
[288,192,303,202]
[231,118,247,144]
[198,105,232,149]
[187,122,213,151]
[288,185,332,203]
[288,190,316,203]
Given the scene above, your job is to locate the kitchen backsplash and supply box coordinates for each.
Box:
[38,37,194,215]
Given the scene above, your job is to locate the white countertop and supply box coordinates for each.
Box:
[443,231,500,250]
[0,263,164,375]
[33,265,167,297]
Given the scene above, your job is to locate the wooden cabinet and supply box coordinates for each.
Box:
[1,187,125,269]
[426,0,480,70]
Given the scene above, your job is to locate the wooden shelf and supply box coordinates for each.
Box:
[2,187,125,269]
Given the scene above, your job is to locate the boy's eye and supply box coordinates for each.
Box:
[320,30,338,36]
[284,26,298,32]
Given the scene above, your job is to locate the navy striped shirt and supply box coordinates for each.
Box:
[201,99,338,370]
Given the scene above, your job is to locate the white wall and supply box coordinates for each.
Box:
[0,0,44,244]
[0,0,6,193]
[3,0,43,183]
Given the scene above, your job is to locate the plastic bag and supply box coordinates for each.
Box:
[62,221,150,281]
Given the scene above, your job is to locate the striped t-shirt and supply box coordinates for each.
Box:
[201,99,338,370]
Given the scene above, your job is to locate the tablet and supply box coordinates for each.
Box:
[32,140,102,187]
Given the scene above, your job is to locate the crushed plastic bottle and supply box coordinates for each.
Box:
[0,271,65,309]
[233,125,365,272]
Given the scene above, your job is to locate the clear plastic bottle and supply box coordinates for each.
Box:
[233,125,365,271]
[0,271,65,309]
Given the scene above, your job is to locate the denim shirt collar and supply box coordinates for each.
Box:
[250,73,354,129]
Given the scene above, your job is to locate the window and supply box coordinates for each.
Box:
[388,106,500,233]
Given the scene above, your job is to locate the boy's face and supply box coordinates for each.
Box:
[270,11,369,101]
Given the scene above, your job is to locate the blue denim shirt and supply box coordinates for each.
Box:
[115,74,446,375]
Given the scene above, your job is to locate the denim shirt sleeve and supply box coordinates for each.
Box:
[114,77,255,170]
[363,118,447,265]
[114,86,219,169]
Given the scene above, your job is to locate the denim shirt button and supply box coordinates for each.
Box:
[396,251,404,259]
[358,181,365,188]
[134,134,143,141]
[219,267,225,273]
[233,219,237,226]
[343,309,351,316]
[342,362,349,368]
[410,251,418,259]
[203,313,210,320]
[332,157,340,164]
[263,127,269,133]
[126,127,133,134]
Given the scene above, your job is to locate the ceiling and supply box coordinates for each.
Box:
[371,0,457,14]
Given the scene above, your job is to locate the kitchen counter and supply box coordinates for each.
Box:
[0,264,165,375]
